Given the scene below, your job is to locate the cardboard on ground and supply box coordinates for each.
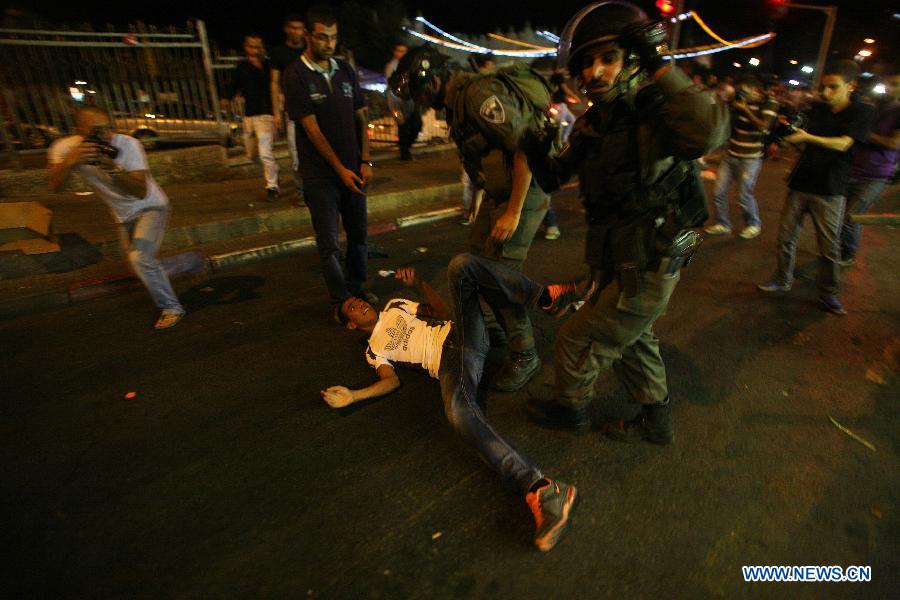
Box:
[0,201,60,254]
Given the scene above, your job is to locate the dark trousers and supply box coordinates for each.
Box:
[438,253,545,496]
[398,111,422,159]
[304,178,368,304]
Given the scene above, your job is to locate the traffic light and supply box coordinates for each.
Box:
[769,0,789,19]
[656,0,676,18]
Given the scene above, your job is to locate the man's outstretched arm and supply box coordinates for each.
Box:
[395,267,450,320]
[321,365,400,408]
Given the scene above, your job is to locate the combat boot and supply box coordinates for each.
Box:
[491,351,541,392]
[526,397,591,432]
[607,398,674,445]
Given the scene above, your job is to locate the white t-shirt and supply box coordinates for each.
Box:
[48,133,168,223]
[365,298,452,379]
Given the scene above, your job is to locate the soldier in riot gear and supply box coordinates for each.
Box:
[526,1,729,444]
[390,46,556,392]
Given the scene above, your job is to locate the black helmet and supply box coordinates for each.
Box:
[559,1,648,72]
[389,45,451,101]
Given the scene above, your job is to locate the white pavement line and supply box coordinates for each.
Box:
[207,236,316,271]
[396,206,464,228]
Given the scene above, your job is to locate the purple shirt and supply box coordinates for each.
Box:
[850,100,900,180]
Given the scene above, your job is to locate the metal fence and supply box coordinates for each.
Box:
[0,21,235,161]
[0,21,449,166]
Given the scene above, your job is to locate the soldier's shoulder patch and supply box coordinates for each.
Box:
[479,95,506,124]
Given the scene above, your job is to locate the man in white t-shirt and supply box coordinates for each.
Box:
[322,255,586,552]
[47,106,186,330]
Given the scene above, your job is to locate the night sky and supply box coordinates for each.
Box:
[4,0,896,73]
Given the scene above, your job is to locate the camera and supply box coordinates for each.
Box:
[770,113,808,143]
[85,126,119,164]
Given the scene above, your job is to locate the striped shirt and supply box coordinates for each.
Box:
[727,95,778,158]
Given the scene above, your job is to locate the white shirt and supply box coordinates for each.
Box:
[48,134,168,223]
[365,298,452,379]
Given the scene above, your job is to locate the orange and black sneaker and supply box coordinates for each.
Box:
[526,479,578,552]
[542,280,590,318]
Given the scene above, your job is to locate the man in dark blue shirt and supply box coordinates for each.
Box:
[283,5,375,319]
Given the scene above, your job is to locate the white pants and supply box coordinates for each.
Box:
[242,114,279,190]
[287,118,299,173]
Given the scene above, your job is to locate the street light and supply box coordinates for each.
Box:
[789,59,798,65]
[788,79,800,86]
[801,65,814,73]
[873,84,886,94]
[863,38,875,44]
[749,57,760,66]
[733,62,742,68]
[858,49,872,57]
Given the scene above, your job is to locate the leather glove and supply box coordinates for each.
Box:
[620,21,669,74]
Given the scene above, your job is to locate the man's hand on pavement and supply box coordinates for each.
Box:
[395,267,420,288]
[321,386,354,408]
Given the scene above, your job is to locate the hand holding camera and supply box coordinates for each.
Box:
[84,126,119,166]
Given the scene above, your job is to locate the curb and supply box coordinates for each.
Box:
[0,205,464,320]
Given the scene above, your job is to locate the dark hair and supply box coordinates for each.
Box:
[738,74,763,89]
[823,60,860,84]
[336,304,350,325]
[473,53,496,69]
[244,32,262,41]
[307,4,337,29]
[284,13,304,25]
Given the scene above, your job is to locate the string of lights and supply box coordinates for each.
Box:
[404,13,774,60]
[488,32,549,50]
[689,11,774,48]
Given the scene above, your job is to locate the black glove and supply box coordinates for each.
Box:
[621,21,669,75]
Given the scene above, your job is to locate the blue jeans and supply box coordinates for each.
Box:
[840,176,888,261]
[119,208,183,311]
[774,191,844,296]
[304,179,368,305]
[439,253,545,496]
[712,155,763,228]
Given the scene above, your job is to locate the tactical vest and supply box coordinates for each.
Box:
[447,64,559,200]
[576,89,708,273]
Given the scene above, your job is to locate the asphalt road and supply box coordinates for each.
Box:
[2,161,898,598]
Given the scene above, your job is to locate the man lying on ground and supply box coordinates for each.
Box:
[321,255,584,551]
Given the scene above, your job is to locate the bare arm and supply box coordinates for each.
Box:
[735,101,770,131]
[786,129,854,152]
[355,107,372,184]
[490,149,532,244]
[321,364,400,408]
[108,169,148,199]
[47,144,86,192]
[869,130,900,151]
[300,114,364,193]
[395,267,451,321]
[271,69,283,129]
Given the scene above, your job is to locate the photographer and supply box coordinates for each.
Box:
[758,61,875,315]
[705,75,778,239]
[47,106,185,330]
